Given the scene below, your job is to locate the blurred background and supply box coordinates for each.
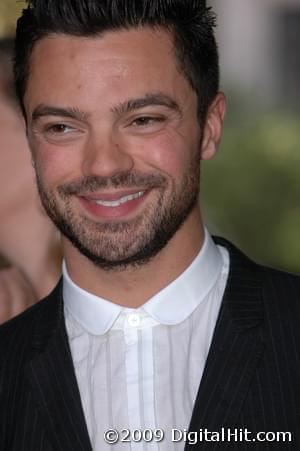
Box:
[0,0,299,274]
[204,0,300,273]
[0,0,61,322]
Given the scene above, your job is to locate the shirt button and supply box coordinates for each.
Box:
[127,313,141,327]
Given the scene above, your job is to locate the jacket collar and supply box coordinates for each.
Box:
[187,236,264,449]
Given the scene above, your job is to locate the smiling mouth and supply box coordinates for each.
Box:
[79,189,149,212]
[90,190,146,207]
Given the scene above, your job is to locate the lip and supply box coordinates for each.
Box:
[77,189,151,220]
[81,188,148,202]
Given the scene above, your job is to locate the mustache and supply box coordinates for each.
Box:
[57,171,167,197]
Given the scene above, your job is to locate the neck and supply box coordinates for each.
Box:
[64,208,204,307]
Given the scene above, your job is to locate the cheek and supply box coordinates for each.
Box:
[133,132,191,178]
[32,142,81,187]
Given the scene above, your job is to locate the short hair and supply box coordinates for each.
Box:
[14,0,220,122]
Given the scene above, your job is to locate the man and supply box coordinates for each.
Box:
[0,1,299,450]
[0,38,61,323]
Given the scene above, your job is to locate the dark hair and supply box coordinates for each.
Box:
[14,0,219,122]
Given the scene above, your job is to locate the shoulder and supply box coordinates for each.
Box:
[0,297,50,402]
[214,235,300,311]
[0,297,49,376]
[0,280,62,364]
[261,264,300,290]
[259,265,300,321]
[0,295,47,341]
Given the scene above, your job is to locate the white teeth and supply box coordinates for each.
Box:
[94,191,145,207]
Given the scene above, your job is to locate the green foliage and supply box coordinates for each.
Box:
[202,111,300,274]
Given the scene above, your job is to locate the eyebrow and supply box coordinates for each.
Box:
[31,93,180,123]
[111,93,180,116]
[32,105,89,122]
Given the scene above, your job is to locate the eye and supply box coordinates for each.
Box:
[45,123,75,134]
[38,121,84,144]
[131,116,165,127]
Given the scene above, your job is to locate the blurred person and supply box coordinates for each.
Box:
[0,38,61,323]
[0,2,299,450]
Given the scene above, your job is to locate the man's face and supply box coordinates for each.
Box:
[24,28,206,270]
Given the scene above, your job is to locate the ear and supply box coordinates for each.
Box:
[200,92,226,161]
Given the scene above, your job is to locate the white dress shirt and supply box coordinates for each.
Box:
[63,231,230,450]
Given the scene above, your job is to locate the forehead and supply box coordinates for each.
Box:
[24,27,192,112]
[31,26,175,62]
[26,29,176,88]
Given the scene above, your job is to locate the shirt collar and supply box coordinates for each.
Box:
[63,229,223,335]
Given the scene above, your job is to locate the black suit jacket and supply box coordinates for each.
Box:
[0,237,299,450]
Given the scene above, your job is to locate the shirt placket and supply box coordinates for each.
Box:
[124,312,158,450]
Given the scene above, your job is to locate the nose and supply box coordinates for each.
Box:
[81,131,134,178]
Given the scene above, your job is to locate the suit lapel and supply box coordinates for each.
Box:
[187,238,265,449]
[25,281,92,451]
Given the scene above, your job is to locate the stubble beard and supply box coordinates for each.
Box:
[35,158,201,272]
